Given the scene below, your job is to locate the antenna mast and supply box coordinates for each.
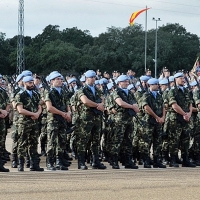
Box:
[17,0,25,74]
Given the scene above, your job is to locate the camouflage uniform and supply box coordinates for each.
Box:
[167,86,195,167]
[110,88,137,169]
[15,89,42,171]
[75,85,106,169]
[140,91,165,168]
[44,87,70,168]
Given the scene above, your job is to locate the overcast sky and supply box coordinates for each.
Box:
[1,0,200,38]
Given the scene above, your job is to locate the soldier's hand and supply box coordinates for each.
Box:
[31,113,40,120]
[0,114,6,118]
[0,110,8,117]
[62,112,72,122]
[97,103,104,112]
[156,117,164,124]
[183,113,190,122]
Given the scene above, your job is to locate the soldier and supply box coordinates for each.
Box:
[75,70,106,170]
[44,72,72,170]
[15,76,43,171]
[109,75,140,169]
[141,78,166,168]
[0,91,9,172]
[167,72,196,167]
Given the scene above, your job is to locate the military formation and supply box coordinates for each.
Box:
[0,66,200,172]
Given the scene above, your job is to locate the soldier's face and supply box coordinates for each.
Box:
[176,77,185,86]
[86,76,96,86]
[25,81,34,90]
[52,77,62,87]
[150,84,158,91]
[119,80,129,89]
[160,84,168,91]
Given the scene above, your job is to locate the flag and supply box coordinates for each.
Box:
[129,8,150,26]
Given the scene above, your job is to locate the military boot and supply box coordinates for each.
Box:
[46,156,56,170]
[92,155,106,169]
[143,155,151,168]
[25,154,30,168]
[63,150,73,161]
[78,154,88,170]
[124,155,138,169]
[0,158,9,172]
[182,154,196,168]
[194,155,200,166]
[18,157,24,171]
[175,153,182,164]
[11,154,18,168]
[56,155,68,170]
[111,154,120,169]
[162,151,169,165]
[153,156,166,168]
[30,156,44,171]
[169,155,179,167]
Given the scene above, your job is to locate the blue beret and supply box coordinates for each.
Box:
[159,78,168,85]
[49,72,62,81]
[49,71,59,76]
[22,76,34,83]
[85,70,96,78]
[99,78,108,85]
[21,70,32,76]
[0,74,2,78]
[80,76,86,82]
[140,75,150,82]
[127,84,134,90]
[147,78,159,85]
[107,82,114,90]
[136,81,140,87]
[190,81,198,87]
[196,67,200,72]
[16,73,23,83]
[174,72,184,78]
[117,75,129,82]
[115,79,118,84]
[95,80,99,85]
[45,75,50,82]
[169,76,174,82]
[68,78,76,84]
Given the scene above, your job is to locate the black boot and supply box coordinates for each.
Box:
[46,156,56,170]
[11,154,18,168]
[175,153,182,164]
[162,151,169,165]
[18,157,24,171]
[194,154,200,166]
[78,154,88,170]
[92,155,106,169]
[56,155,68,170]
[153,156,166,168]
[111,154,120,169]
[0,158,9,172]
[143,155,151,168]
[30,156,44,171]
[124,155,138,169]
[25,154,30,168]
[61,158,71,167]
[182,154,196,167]
[63,150,73,161]
[169,155,179,167]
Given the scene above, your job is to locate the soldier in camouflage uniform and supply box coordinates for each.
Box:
[75,70,106,170]
[109,75,140,169]
[167,72,196,167]
[15,76,43,171]
[44,72,72,170]
[0,88,9,172]
[141,78,166,168]
[10,73,24,168]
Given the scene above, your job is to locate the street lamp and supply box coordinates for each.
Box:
[152,17,161,78]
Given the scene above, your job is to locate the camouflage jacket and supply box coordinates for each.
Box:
[15,90,41,122]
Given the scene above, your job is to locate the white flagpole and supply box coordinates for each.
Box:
[144,5,148,72]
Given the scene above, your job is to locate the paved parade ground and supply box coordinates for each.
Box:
[1,132,200,200]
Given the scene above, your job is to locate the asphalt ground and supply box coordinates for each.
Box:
[1,132,200,200]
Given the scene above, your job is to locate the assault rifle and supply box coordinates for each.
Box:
[111,79,144,126]
[41,77,73,134]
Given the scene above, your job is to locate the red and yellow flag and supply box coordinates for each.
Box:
[129,8,150,26]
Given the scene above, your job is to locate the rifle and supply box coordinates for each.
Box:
[111,79,144,126]
[41,77,73,134]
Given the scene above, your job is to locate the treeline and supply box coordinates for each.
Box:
[0,23,200,76]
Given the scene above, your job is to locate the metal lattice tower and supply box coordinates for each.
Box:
[17,0,25,74]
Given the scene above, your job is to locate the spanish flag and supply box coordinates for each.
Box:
[129,8,150,26]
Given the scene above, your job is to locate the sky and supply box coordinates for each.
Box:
[1,0,200,39]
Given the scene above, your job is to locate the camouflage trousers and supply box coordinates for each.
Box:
[139,120,163,157]
[17,119,39,158]
[75,115,101,156]
[46,120,68,157]
[110,120,133,157]
[39,117,47,147]
[0,118,6,157]
[168,116,190,156]
[11,110,19,154]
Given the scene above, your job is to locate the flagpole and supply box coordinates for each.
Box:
[144,5,147,72]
